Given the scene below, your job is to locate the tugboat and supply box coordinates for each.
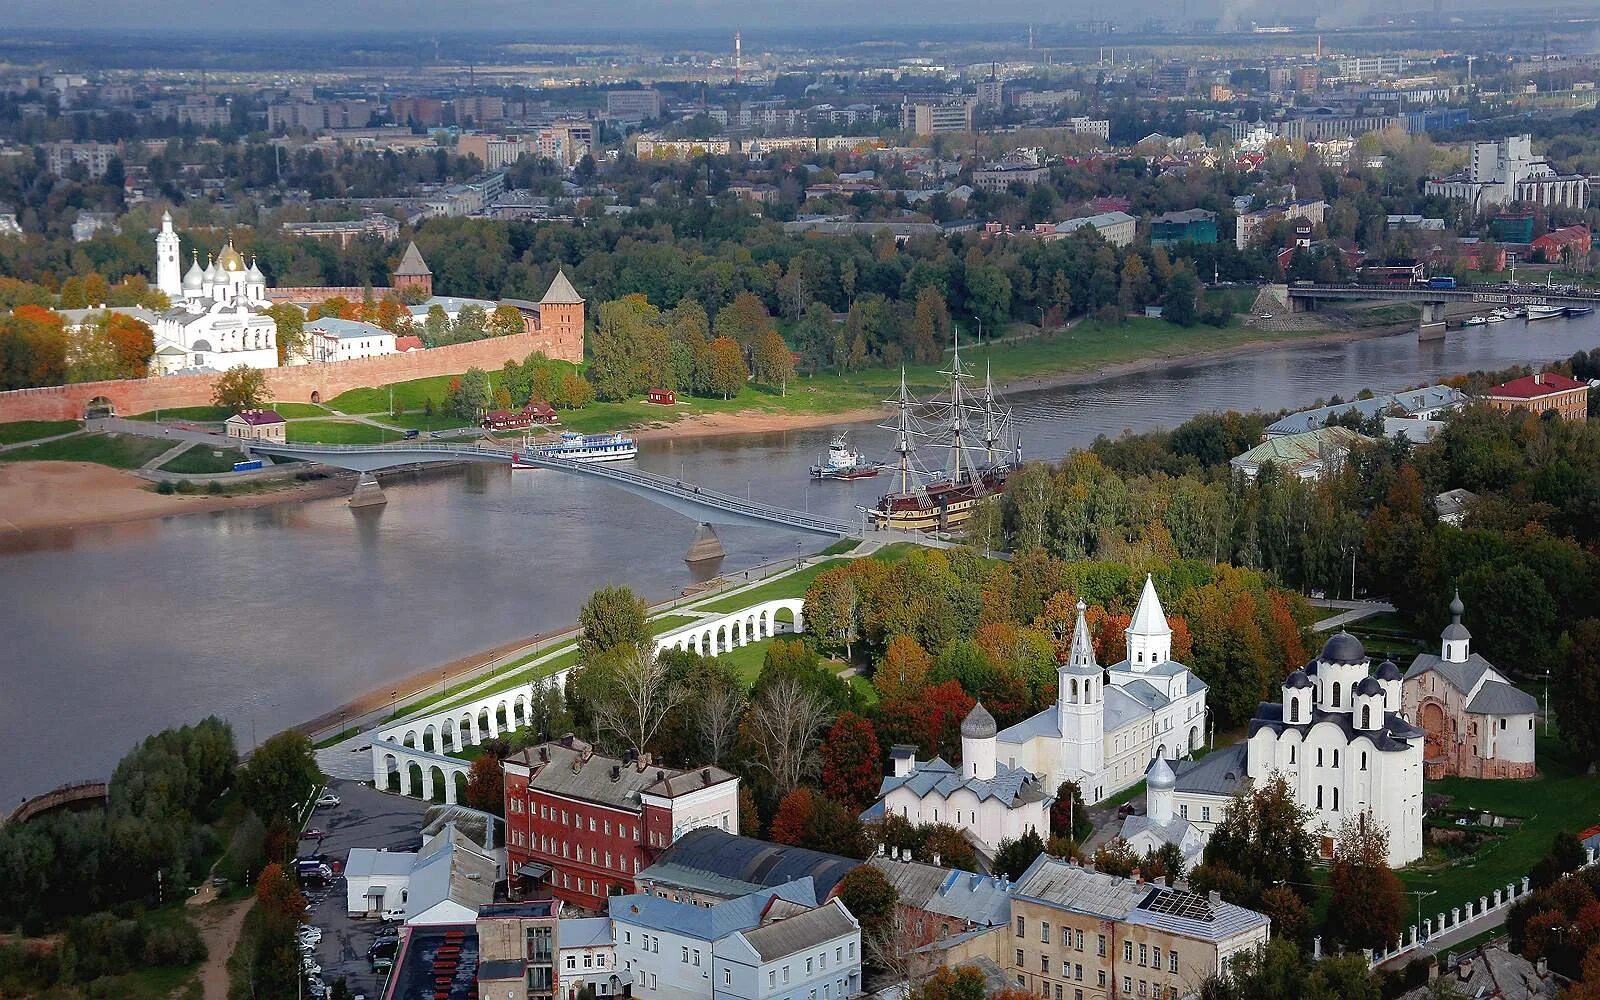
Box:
[810,434,879,480]
[868,336,1021,534]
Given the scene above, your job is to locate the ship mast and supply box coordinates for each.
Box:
[885,366,917,494]
[980,358,1001,466]
[940,328,976,481]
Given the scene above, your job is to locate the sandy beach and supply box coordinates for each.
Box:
[0,461,351,534]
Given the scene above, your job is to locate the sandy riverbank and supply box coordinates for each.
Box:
[0,461,352,534]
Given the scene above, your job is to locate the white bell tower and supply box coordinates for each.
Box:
[155,210,181,299]
[1058,600,1104,796]
[1441,591,1471,663]
[1126,574,1173,671]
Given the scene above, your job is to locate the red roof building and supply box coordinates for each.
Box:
[394,335,424,353]
[1483,371,1589,422]
[1531,226,1592,263]
[501,736,740,911]
[646,388,676,405]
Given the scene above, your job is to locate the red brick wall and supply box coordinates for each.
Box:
[0,324,584,422]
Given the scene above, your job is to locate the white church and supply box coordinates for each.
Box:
[149,211,279,374]
[994,576,1209,804]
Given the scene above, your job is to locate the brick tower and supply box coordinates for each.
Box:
[537,270,585,363]
[392,241,432,298]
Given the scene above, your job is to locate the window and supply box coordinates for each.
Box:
[1042,921,1050,943]
[693,950,701,967]
[1361,752,1367,771]
[1123,977,1132,995]
[562,810,568,824]
[1333,749,1340,768]
[1139,944,1147,966]
[1124,941,1132,962]
[1169,951,1178,973]
[837,947,843,963]
[1062,960,1072,977]
[1333,788,1340,811]
[604,820,611,835]
[1017,916,1026,937]
[1097,935,1106,957]
[1179,804,1188,819]
[565,957,576,971]
[723,970,730,986]
[1041,956,1049,973]
[783,966,790,984]
[1316,748,1324,767]
[1500,718,1507,730]
[1098,971,1107,987]
[1017,950,1025,967]
[1076,930,1084,951]
[584,954,593,969]
[769,972,776,988]
[590,817,596,832]
[1316,786,1324,809]
[1202,806,1211,822]
[1289,746,1296,764]
[807,958,814,974]
[1290,701,1299,723]
[849,943,855,959]
[1332,684,1341,707]
[625,932,632,944]
[1361,706,1371,729]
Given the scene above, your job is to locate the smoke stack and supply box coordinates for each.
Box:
[734,31,742,84]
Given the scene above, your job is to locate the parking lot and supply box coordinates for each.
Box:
[302,778,429,999]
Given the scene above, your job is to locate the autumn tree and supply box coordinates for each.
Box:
[713,291,775,350]
[1091,838,1139,878]
[878,680,974,763]
[838,864,898,945]
[920,823,980,872]
[0,305,68,389]
[464,754,505,815]
[704,335,748,400]
[1050,780,1092,842]
[578,585,649,660]
[488,304,526,338]
[1119,253,1155,312]
[805,568,860,659]
[102,313,154,379]
[1326,813,1406,951]
[874,635,933,705]
[255,863,306,922]
[820,712,882,811]
[770,787,816,846]
[752,328,795,395]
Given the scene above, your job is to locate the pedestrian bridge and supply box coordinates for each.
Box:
[248,441,856,537]
[1282,282,1600,340]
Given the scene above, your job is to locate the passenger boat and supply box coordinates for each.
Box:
[810,434,879,480]
[515,431,638,467]
[868,337,1021,534]
[1463,315,1488,326]
[1567,305,1595,318]
[1528,305,1566,321]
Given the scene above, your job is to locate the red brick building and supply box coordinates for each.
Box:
[1483,370,1589,422]
[501,736,740,912]
[1531,225,1593,263]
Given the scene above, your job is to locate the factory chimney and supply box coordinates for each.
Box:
[735,32,743,84]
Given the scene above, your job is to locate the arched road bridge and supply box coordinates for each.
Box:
[247,442,857,555]
[1283,282,1600,340]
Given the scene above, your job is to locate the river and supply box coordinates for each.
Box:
[3,315,1599,804]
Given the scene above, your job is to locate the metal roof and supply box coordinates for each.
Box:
[609,881,817,942]
[1403,652,1496,695]
[558,917,614,950]
[645,827,859,900]
[505,738,735,813]
[739,899,858,963]
[1011,856,1148,921]
[874,757,1049,810]
[1168,744,1248,796]
[1465,680,1538,716]
[867,857,1011,927]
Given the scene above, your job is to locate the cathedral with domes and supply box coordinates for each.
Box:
[149,211,278,374]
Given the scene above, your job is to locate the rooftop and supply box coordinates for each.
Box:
[382,924,478,1000]
[641,826,859,901]
[1486,371,1587,399]
[504,737,735,814]
[740,898,859,963]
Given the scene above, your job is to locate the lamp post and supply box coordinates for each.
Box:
[1544,668,1551,735]
[1412,889,1438,943]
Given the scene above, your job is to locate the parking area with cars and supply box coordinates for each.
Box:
[300,778,429,1000]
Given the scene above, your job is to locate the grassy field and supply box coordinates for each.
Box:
[159,444,248,474]
[285,419,400,444]
[0,431,173,468]
[0,419,79,445]
[690,559,849,614]
[1398,731,1600,917]
[315,316,1332,438]
[272,402,332,418]
[129,404,232,422]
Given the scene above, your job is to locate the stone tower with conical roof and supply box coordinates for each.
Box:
[392,241,432,298]
[536,269,586,363]
[1057,600,1104,792]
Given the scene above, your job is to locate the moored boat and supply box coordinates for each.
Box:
[810,434,879,480]
[522,431,638,464]
[1463,315,1488,326]
[1528,305,1566,321]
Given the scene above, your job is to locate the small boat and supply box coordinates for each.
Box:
[1527,305,1566,321]
[1491,307,1516,319]
[527,431,638,464]
[1485,313,1506,324]
[1463,315,1488,326]
[810,434,879,480]
[1566,305,1594,317]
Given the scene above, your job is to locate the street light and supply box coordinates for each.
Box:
[1411,889,1438,944]
[795,540,802,570]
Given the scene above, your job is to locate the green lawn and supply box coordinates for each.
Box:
[690,559,850,614]
[129,405,233,422]
[1398,732,1600,918]
[286,419,401,444]
[849,673,879,708]
[716,637,776,686]
[272,402,332,418]
[0,419,79,445]
[158,444,248,474]
[0,431,172,469]
[315,315,1327,438]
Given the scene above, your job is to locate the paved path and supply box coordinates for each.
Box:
[90,415,226,447]
[1313,600,1396,632]
[141,440,193,470]
[0,429,86,453]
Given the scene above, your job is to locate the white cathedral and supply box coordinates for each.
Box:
[995,576,1209,804]
[149,211,279,374]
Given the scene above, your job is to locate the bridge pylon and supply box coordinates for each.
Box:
[685,522,726,564]
[348,471,387,508]
[1419,301,1447,342]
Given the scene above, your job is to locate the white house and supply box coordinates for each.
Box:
[993,579,1209,804]
[344,848,417,917]
[343,826,496,925]
[559,917,620,1000]
[864,704,1052,853]
[302,316,397,362]
[610,880,862,1000]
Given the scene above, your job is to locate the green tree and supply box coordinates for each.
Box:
[449,367,493,420]
[704,335,747,400]
[713,291,775,349]
[1200,775,1317,906]
[1162,267,1200,327]
[488,304,526,338]
[1119,253,1155,312]
[993,829,1046,881]
[804,568,860,659]
[1555,620,1600,767]
[235,731,322,831]
[1050,780,1093,842]
[211,364,269,413]
[266,304,306,365]
[838,864,898,944]
[966,264,1012,337]
[578,585,649,660]
[794,301,836,373]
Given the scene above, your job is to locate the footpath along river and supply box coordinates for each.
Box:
[2,314,1598,804]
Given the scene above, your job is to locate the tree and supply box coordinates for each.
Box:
[1050,781,1093,843]
[488,304,526,339]
[704,335,748,399]
[820,712,882,811]
[103,313,154,379]
[920,824,980,872]
[695,679,747,767]
[266,304,307,365]
[1199,938,1381,1000]
[464,754,505,815]
[1257,883,1312,951]
[449,367,493,420]
[1162,267,1200,327]
[211,364,269,413]
[838,864,898,945]
[1200,776,1317,906]
[966,264,1012,336]
[747,678,834,796]
[794,301,837,373]
[878,680,973,763]
[805,569,860,659]
[255,862,306,922]
[1119,254,1155,312]
[1091,838,1139,877]
[578,585,649,660]
[713,291,775,349]
[1531,830,1589,890]
[770,787,816,846]
[993,829,1046,881]
[587,646,684,758]
[0,305,68,389]
[1326,813,1405,952]
[235,731,322,830]
[1555,619,1600,768]
[739,785,761,838]
[752,329,795,395]
[910,967,988,1000]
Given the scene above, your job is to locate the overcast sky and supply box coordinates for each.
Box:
[9,0,1134,33]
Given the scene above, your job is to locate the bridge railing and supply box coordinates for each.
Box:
[1289,282,1600,303]
[253,442,854,534]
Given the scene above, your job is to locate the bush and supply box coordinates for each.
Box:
[206,481,224,494]
[156,480,176,494]
[142,921,207,966]
[175,480,196,494]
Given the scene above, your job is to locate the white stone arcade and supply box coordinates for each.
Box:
[652,599,805,656]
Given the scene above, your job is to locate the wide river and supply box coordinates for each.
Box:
[4,315,1600,804]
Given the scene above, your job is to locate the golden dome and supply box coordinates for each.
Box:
[218,242,246,272]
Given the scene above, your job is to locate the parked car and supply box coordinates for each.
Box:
[300,828,324,840]
[381,907,406,922]
[371,955,394,974]
[298,927,322,944]
[315,793,341,808]
[307,979,329,999]
[368,939,397,960]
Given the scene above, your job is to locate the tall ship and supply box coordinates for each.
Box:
[514,431,638,467]
[868,337,1022,533]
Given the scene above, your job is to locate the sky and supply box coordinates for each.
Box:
[8,0,1132,34]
